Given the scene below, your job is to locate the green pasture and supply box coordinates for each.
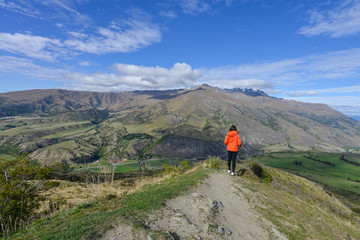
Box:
[0,117,91,135]
[41,125,95,139]
[257,152,360,194]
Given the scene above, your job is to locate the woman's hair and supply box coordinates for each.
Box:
[229,125,237,131]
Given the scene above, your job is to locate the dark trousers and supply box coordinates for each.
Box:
[227,151,238,172]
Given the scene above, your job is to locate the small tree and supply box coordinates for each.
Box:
[0,154,54,236]
[137,152,150,171]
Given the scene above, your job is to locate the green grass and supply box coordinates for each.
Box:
[0,119,91,136]
[9,169,209,240]
[41,125,95,139]
[257,152,360,194]
[0,153,17,160]
[237,164,360,240]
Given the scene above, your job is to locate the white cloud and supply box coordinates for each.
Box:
[78,61,91,66]
[0,0,41,18]
[0,33,62,61]
[287,90,320,97]
[65,63,201,90]
[317,85,360,94]
[201,48,360,89]
[0,0,92,26]
[332,105,360,116]
[0,56,67,79]
[181,0,212,15]
[64,19,161,54]
[0,19,161,60]
[0,58,202,91]
[201,78,274,90]
[286,96,360,108]
[285,84,360,97]
[159,10,178,19]
[299,0,360,37]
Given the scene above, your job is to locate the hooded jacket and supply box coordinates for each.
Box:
[224,130,242,152]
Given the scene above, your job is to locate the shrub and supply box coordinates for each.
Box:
[162,160,192,176]
[204,156,222,169]
[162,163,176,175]
[0,154,55,237]
[250,162,273,183]
[179,160,191,173]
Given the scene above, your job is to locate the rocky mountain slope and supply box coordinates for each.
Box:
[1,84,360,162]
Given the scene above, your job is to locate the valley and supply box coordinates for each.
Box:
[1,85,360,165]
[1,85,360,239]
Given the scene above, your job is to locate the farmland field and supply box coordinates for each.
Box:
[257,152,360,194]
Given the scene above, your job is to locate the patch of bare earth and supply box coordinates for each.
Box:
[101,172,288,240]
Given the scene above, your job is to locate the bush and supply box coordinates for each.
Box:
[179,160,191,173]
[0,154,55,237]
[250,162,273,184]
[162,163,176,175]
[204,156,222,169]
[162,160,192,176]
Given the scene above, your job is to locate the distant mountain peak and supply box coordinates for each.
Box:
[224,87,269,97]
[189,84,220,91]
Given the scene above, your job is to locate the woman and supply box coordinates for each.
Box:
[224,125,242,176]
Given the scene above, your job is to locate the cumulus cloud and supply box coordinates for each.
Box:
[65,63,201,90]
[0,57,200,91]
[299,0,360,37]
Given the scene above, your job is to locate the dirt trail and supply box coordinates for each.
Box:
[101,171,288,240]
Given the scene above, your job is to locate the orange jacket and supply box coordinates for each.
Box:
[224,130,242,152]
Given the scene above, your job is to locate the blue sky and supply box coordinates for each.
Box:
[1,0,360,117]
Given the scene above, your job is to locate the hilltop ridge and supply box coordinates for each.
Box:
[11,164,359,240]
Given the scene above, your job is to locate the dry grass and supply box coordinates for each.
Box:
[39,165,202,216]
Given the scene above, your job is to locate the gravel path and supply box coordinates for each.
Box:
[101,171,288,240]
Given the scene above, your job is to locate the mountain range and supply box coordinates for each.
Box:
[1,84,360,163]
